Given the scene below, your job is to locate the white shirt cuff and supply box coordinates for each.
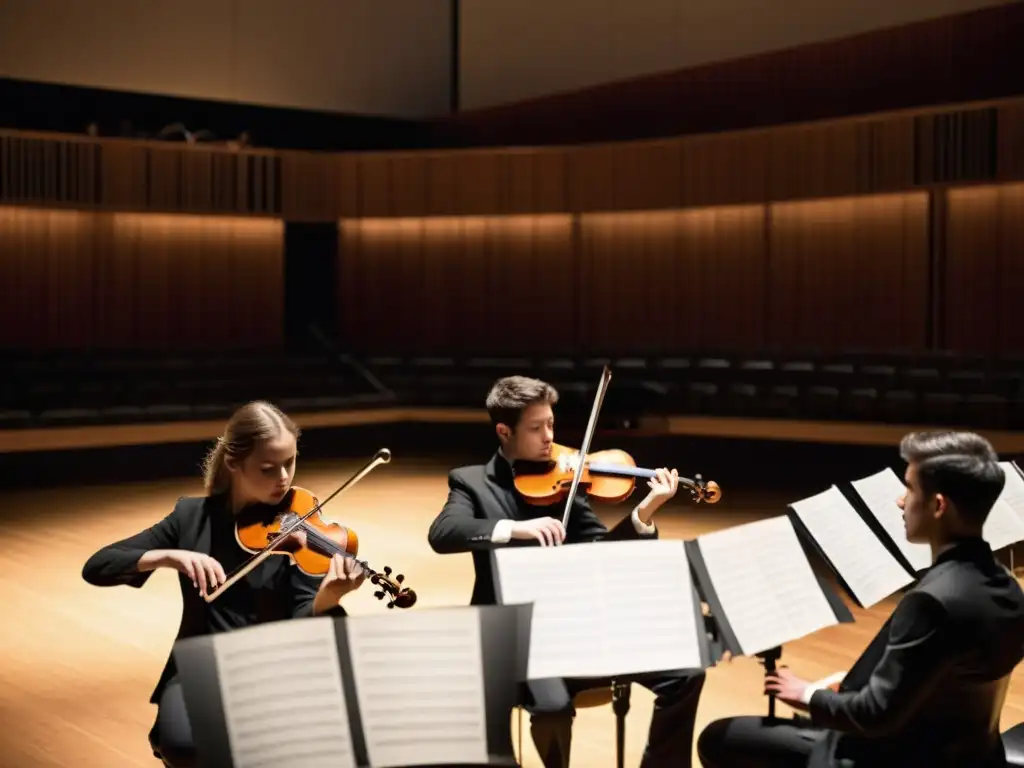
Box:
[491,519,514,544]
[801,671,846,704]
[631,507,656,535]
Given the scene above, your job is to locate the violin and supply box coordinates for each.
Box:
[204,448,416,610]
[234,485,416,609]
[538,366,721,530]
[513,443,721,506]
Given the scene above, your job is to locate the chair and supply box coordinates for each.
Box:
[516,681,632,768]
[1003,722,1024,767]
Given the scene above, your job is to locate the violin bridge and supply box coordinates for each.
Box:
[557,452,582,474]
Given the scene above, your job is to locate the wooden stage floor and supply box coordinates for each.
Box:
[3,455,1024,768]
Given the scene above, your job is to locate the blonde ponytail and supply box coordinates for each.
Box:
[201,437,231,495]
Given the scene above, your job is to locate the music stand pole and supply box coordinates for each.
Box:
[757,646,783,722]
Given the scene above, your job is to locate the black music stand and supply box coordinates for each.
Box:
[685,520,854,722]
[491,542,713,768]
[172,605,532,768]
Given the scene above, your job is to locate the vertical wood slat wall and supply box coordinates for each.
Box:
[0,207,283,351]
[338,192,939,357]
[0,98,1022,356]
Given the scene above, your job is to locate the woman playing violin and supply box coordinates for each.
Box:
[82,400,366,768]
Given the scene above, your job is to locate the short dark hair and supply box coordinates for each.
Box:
[485,376,559,429]
[899,431,1005,527]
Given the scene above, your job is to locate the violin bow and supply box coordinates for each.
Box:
[560,365,613,530]
[204,447,392,603]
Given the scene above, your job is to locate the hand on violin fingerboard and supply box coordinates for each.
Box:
[637,468,680,520]
[313,554,367,615]
[510,517,567,547]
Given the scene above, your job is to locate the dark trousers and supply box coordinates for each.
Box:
[148,678,197,768]
[697,715,827,767]
[526,669,706,768]
[698,714,1010,768]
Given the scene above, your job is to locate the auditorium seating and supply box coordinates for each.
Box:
[0,348,388,430]
[2,347,1023,433]
[359,350,1024,428]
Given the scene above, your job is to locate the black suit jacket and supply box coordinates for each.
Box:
[81,493,344,705]
[427,451,657,606]
[807,537,1024,767]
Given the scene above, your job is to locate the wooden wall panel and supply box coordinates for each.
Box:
[280,152,359,221]
[0,206,283,351]
[387,155,429,217]
[767,192,929,354]
[452,153,503,215]
[358,155,397,217]
[569,140,682,213]
[337,215,575,355]
[98,141,281,216]
[612,141,682,212]
[4,96,1024,221]
[945,183,1024,356]
[684,205,769,351]
[569,145,615,213]
[768,122,861,201]
[501,151,567,214]
[100,141,148,209]
[998,102,1024,182]
[425,156,458,216]
[765,117,918,201]
[578,207,766,353]
[863,115,917,192]
[679,132,769,207]
[0,208,97,350]
[0,134,101,208]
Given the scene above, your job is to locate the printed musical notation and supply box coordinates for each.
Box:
[789,485,913,607]
[695,516,840,656]
[345,608,490,768]
[496,539,703,679]
[850,468,932,573]
[212,619,356,768]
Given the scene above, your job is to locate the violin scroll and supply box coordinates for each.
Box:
[371,565,417,609]
[689,475,722,504]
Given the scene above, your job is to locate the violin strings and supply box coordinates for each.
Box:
[295,520,389,586]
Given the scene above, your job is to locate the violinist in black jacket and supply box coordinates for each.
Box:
[81,401,365,768]
[428,375,707,768]
[697,430,1024,768]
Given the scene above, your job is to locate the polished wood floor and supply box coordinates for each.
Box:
[3,456,1024,767]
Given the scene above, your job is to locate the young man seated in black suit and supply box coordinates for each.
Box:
[427,375,707,768]
[697,430,1024,768]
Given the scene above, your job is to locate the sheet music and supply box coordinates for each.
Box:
[850,468,932,572]
[495,539,702,680]
[696,516,839,656]
[789,485,914,607]
[981,494,1024,551]
[345,608,489,768]
[999,461,1024,522]
[212,618,355,768]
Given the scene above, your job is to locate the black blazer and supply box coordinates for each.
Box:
[427,451,657,606]
[807,537,1024,767]
[81,494,345,705]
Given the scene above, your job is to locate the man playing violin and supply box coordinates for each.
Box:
[82,401,367,768]
[428,375,707,768]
